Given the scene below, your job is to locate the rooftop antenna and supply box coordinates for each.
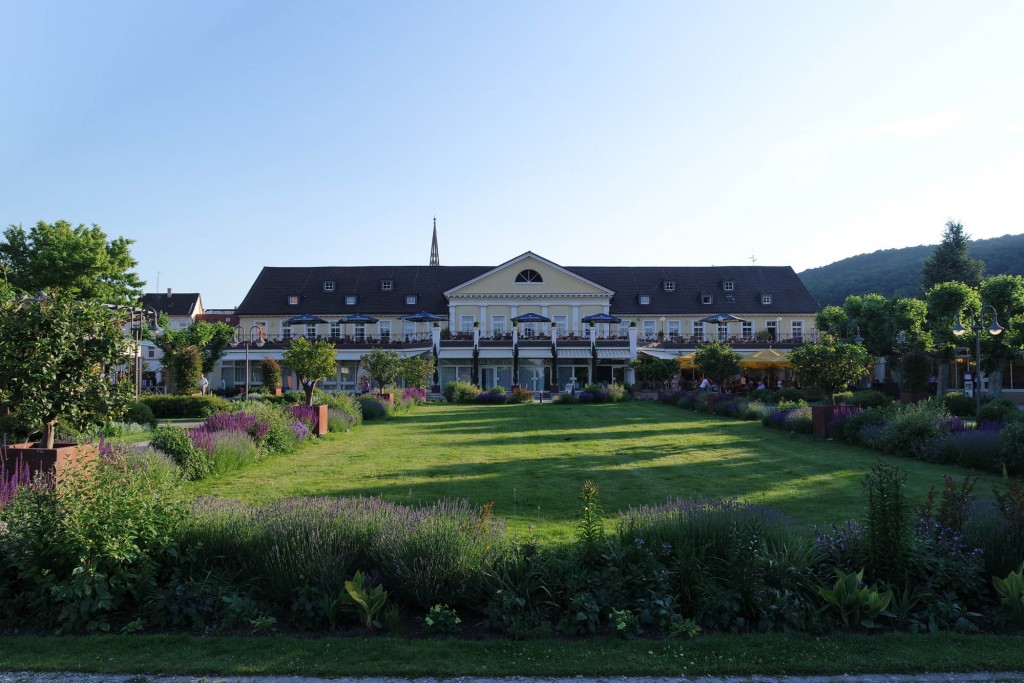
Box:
[749,252,757,266]
[155,271,161,293]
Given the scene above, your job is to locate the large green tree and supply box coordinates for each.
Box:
[0,289,134,447]
[789,334,871,404]
[694,340,742,389]
[844,293,931,385]
[282,337,337,406]
[977,275,1024,397]
[925,281,981,395]
[921,220,985,292]
[361,348,403,390]
[0,220,144,306]
[400,355,434,389]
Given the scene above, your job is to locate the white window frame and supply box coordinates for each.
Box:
[701,293,713,305]
[693,321,704,342]
[723,281,734,292]
[791,320,803,341]
[639,295,651,306]
[664,281,676,292]
[323,281,335,292]
[403,320,417,340]
[288,295,300,305]
[642,320,656,337]
[552,315,568,331]
[379,320,391,340]
[762,294,773,305]
[305,323,317,338]
[718,322,729,341]
[405,295,417,305]
[766,319,779,341]
[353,323,366,341]
[282,323,292,341]
[741,321,753,340]
[345,295,357,305]
[667,320,681,340]
[330,321,343,338]
[459,315,475,333]
[381,280,393,291]
[618,321,630,337]
[491,315,507,335]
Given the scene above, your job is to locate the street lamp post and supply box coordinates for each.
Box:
[952,305,1003,415]
[231,324,265,396]
[130,307,158,398]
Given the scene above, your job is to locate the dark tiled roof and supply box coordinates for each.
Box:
[235,265,818,316]
[142,292,201,317]
[197,312,238,326]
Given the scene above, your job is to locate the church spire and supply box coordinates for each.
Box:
[429,216,440,266]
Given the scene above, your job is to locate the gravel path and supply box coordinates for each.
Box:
[2,675,1024,683]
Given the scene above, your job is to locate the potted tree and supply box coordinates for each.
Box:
[789,334,871,438]
[260,357,283,396]
[0,288,133,476]
[281,337,337,436]
[361,348,402,403]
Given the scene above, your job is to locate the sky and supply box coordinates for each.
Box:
[2,1,1022,308]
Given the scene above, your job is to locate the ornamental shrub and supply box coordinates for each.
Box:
[151,426,211,481]
[444,381,480,404]
[844,390,891,409]
[139,395,230,419]
[125,400,157,428]
[978,398,1023,425]
[359,396,391,420]
[1001,423,1024,476]
[506,386,534,404]
[943,392,976,418]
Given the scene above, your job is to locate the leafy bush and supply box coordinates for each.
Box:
[844,390,891,409]
[444,381,480,404]
[140,395,230,419]
[0,451,186,632]
[943,392,976,418]
[506,386,534,404]
[778,388,806,403]
[978,398,1023,425]
[229,401,299,453]
[0,413,32,442]
[125,400,158,428]
[359,397,391,420]
[151,426,210,480]
[1001,423,1024,477]
[936,429,1003,471]
[319,392,363,431]
[190,430,261,475]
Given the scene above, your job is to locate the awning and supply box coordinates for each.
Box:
[557,348,593,359]
[740,348,791,368]
[639,348,690,360]
[597,348,633,360]
[676,352,697,369]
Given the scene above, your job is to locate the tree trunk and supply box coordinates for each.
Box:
[988,369,1003,398]
[43,419,57,449]
[937,364,950,396]
[304,381,316,406]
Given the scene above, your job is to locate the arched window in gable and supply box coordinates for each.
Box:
[515,269,543,283]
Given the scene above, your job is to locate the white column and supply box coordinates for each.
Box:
[572,305,580,334]
[480,305,488,336]
[628,326,637,358]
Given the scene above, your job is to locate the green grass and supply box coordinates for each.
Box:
[190,402,1004,544]
[1,633,1023,677]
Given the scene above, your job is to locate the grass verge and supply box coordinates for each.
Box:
[1,633,1022,677]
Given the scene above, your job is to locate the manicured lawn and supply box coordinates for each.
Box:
[190,401,1002,544]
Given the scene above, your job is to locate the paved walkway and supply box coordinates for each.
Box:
[2,674,1024,683]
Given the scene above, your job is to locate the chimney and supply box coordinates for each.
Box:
[166,288,172,297]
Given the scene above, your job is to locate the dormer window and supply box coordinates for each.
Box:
[761,293,773,305]
[405,295,417,305]
[515,269,543,284]
[639,295,652,306]
[287,295,300,306]
[381,280,393,291]
[345,295,357,306]
[723,280,735,292]
[701,293,713,305]
[323,281,335,292]
[664,281,676,292]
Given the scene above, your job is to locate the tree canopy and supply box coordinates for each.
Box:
[0,288,134,447]
[0,220,144,306]
[789,334,871,404]
[282,337,337,406]
[693,340,742,388]
[361,348,403,390]
[921,220,986,292]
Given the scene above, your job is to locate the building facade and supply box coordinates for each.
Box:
[213,252,821,393]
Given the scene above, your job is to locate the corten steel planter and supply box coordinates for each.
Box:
[812,405,839,439]
[312,404,329,437]
[0,442,100,479]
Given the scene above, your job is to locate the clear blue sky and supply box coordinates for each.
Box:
[2,1,1022,308]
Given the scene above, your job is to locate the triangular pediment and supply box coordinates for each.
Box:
[445,252,615,298]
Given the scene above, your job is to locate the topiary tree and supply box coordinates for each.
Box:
[169,345,203,396]
[789,334,871,405]
[361,348,403,391]
[400,355,434,389]
[693,340,742,389]
[260,357,282,393]
[0,288,134,448]
[282,337,337,406]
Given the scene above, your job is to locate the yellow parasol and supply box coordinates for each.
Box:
[676,352,698,370]
[740,348,791,369]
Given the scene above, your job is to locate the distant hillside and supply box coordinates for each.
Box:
[799,233,1024,307]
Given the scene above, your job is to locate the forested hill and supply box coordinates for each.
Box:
[799,232,1024,306]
